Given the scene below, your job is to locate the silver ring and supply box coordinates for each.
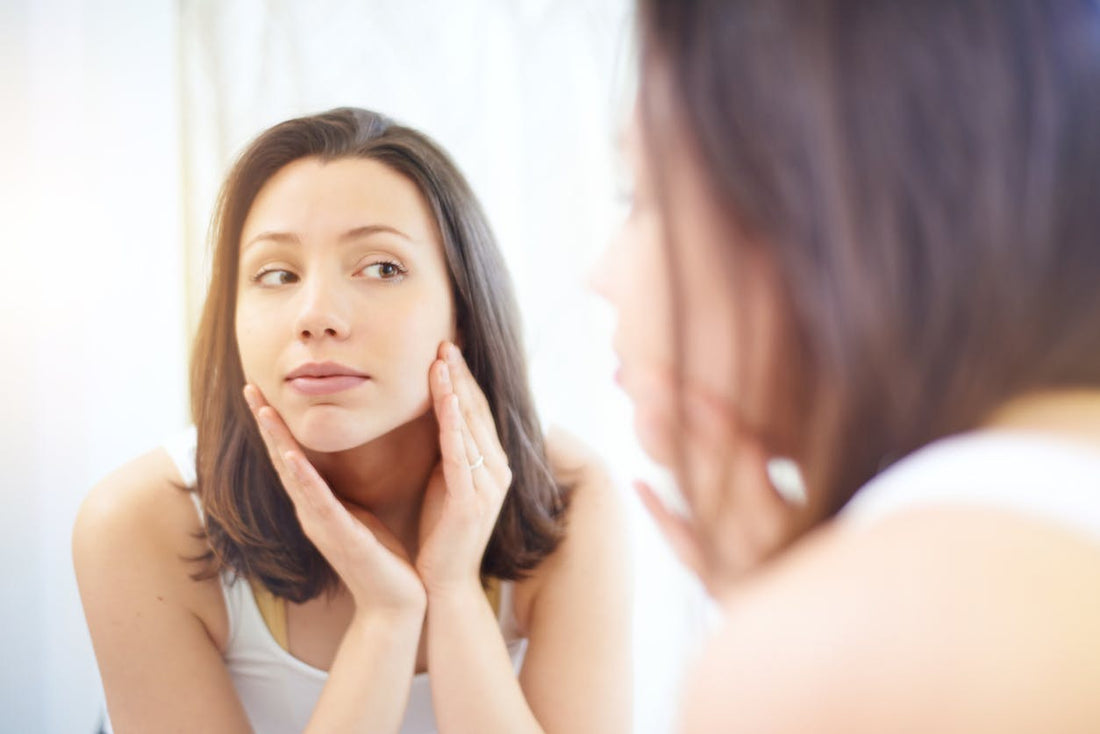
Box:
[468,454,485,471]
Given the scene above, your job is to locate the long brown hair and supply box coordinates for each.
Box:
[638,1,1100,534]
[190,107,569,602]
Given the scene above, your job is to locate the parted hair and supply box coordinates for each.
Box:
[189,107,569,602]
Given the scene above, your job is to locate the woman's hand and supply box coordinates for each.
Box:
[634,384,797,597]
[243,384,427,618]
[416,342,513,597]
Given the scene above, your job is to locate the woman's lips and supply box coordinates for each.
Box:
[287,375,369,396]
[285,361,369,395]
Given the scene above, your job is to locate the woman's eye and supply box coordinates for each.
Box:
[254,269,298,286]
[361,261,406,280]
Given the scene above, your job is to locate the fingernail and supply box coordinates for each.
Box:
[243,386,257,411]
[284,451,303,480]
[258,410,275,432]
[439,362,450,385]
[766,456,808,507]
[446,343,460,364]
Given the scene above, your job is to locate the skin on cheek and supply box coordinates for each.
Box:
[615,210,681,464]
[234,303,269,392]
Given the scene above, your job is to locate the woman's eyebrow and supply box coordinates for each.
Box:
[242,230,300,252]
[340,224,412,242]
[242,224,413,253]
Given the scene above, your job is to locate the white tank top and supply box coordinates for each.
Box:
[841,430,1100,544]
[158,427,528,734]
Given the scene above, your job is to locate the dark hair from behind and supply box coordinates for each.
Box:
[638,0,1100,530]
[189,107,570,602]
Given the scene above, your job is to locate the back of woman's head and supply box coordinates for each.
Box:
[638,0,1100,520]
[190,108,567,601]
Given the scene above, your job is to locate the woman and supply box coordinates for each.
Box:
[74,108,630,733]
[596,0,1100,731]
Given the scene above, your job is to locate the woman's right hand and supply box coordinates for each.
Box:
[243,384,427,618]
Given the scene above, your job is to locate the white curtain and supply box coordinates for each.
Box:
[2,0,186,732]
[3,2,708,731]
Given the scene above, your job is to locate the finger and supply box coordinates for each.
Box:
[456,399,505,501]
[334,495,405,560]
[431,360,492,470]
[432,363,511,506]
[438,393,477,504]
[635,480,708,583]
[281,448,375,557]
[429,358,455,402]
[242,387,360,546]
[735,445,797,556]
[441,343,509,469]
[457,405,482,468]
[677,382,796,545]
[440,342,490,419]
[243,386,298,494]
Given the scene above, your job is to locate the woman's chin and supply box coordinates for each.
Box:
[286,411,375,454]
[295,431,363,454]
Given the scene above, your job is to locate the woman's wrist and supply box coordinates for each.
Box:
[424,576,488,609]
[352,593,428,630]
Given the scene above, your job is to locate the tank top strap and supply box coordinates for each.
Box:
[163,425,198,487]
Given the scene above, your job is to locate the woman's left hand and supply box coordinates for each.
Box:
[416,341,513,597]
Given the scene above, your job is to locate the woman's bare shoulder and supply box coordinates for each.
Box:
[74,448,247,728]
[74,446,200,559]
[72,445,220,633]
[681,506,1100,733]
[513,428,628,627]
[511,428,633,731]
[543,427,626,557]
[543,426,611,487]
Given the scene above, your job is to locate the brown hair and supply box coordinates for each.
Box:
[638,1,1100,532]
[190,107,569,602]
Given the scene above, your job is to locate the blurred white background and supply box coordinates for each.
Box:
[2,1,709,731]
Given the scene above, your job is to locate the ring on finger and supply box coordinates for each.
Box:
[468,454,485,471]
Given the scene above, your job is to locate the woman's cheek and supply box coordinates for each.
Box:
[234,305,281,394]
[234,310,261,377]
[381,312,445,404]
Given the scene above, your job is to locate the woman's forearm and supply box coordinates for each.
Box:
[304,607,425,734]
[426,581,543,734]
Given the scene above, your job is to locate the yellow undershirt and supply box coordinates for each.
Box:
[248,577,503,652]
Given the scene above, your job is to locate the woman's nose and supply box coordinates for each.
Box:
[293,279,352,341]
[586,231,623,303]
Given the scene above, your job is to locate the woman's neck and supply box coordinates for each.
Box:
[304,410,439,558]
[983,388,1100,450]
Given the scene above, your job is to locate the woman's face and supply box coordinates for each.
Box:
[235,156,456,454]
[593,106,795,582]
[593,111,777,467]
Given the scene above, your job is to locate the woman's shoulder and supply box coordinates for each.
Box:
[506,429,633,729]
[543,426,611,487]
[681,505,1100,733]
[543,426,625,550]
[74,445,200,558]
[74,442,233,647]
[72,443,222,624]
[512,428,629,630]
